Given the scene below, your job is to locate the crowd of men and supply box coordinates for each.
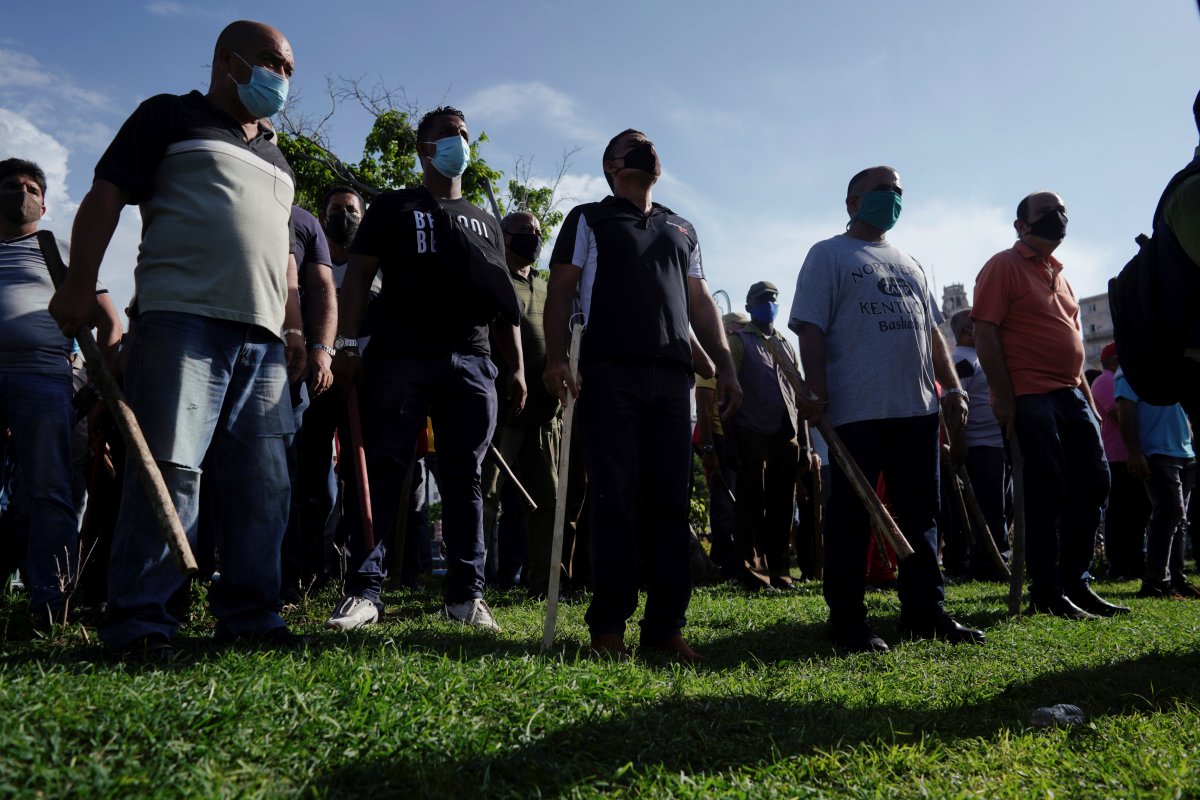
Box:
[3,20,1198,663]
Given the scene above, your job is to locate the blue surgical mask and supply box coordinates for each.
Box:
[855,190,903,232]
[229,52,289,119]
[749,301,778,324]
[425,135,471,178]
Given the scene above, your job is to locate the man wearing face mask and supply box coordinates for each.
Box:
[325,106,524,632]
[48,20,307,660]
[789,165,983,653]
[0,158,121,628]
[481,211,563,598]
[292,185,367,594]
[727,280,810,592]
[972,192,1123,620]
[543,128,741,661]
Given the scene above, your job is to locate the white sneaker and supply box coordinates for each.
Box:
[325,595,379,630]
[440,598,501,631]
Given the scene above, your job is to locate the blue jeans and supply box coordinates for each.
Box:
[0,371,78,615]
[343,350,497,605]
[100,312,294,649]
[824,413,945,627]
[580,359,693,643]
[1012,387,1110,600]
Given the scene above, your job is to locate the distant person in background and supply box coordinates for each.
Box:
[0,157,120,627]
[696,311,748,580]
[1115,370,1200,598]
[1092,342,1149,580]
[728,280,810,592]
[948,308,1009,579]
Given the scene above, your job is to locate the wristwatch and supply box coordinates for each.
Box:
[310,343,336,358]
[944,387,969,402]
[334,335,359,351]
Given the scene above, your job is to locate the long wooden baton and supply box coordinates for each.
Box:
[956,464,1010,579]
[345,384,375,551]
[37,231,197,574]
[764,338,914,560]
[543,321,582,650]
[487,443,537,510]
[1007,431,1026,617]
[811,453,825,580]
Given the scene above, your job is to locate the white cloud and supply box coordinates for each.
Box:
[463,82,605,147]
[0,48,108,111]
[0,108,140,320]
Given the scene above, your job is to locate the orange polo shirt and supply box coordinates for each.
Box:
[971,241,1084,398]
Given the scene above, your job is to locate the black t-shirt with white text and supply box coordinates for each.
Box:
[349,188,503,357]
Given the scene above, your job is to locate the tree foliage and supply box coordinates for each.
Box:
[277,79,527,227]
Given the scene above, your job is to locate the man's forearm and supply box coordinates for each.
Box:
[687,278,734,375]
[304,263,337,347]
[490,321,524,375]
[67,180,126,285]
[1117,399,1143,458]
[973,323,1014,402]
[283,255,303,331]
[931,328,961,390]
[338,256,378,339]
[543,264,579,366]
[795,322,828,402]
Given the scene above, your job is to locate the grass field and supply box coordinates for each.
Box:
[2,577,1198,799]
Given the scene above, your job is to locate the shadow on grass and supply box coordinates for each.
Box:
[307,647,1200,798]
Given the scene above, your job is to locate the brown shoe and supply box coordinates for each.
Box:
[643,634,706,664]
[590,633,629,659]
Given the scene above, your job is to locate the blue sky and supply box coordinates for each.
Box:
[3,1,1198,326]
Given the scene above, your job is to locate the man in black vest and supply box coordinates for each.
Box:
[544,128,741,662]
[729,280,810,592]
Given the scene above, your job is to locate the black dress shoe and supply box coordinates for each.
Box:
[1028,594,1098,620]
[831,621,889,653]
[899,612,986,645]
[1066,585,1131,617]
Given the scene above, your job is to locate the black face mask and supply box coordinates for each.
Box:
[324,210,360,248]
[0,190,41,225]
[619,141,661,176]
[507,232,542,264]
[1027,209,1067,241]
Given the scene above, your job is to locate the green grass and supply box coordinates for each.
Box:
[2,578,1199,798]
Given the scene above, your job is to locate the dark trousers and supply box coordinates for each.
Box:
[1104,460,1150,579]
[965,445,1009,575]
[343,351,497,605]
[706,433,738,577]
[1012,388,1110,601]
[1143,455,1196,586]
[580,360,692,642]
[824,413,945,627]
[732,427,799,585]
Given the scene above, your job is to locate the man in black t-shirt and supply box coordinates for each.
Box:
[543,129,742,661]
[325,106,524,632]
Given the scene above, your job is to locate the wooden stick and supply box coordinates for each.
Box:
[487,443,537,510]
[37,231,197,574]
[1007,432,1026,617]
[543,321,582,650]
[345,385,375,552]
[764,338,914,560]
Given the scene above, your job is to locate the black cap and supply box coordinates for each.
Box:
[747,281,779,302]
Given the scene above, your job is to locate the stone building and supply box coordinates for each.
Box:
[1079,291,1114,371]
